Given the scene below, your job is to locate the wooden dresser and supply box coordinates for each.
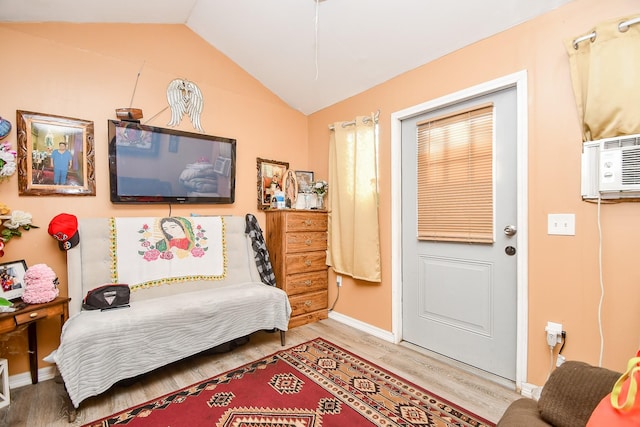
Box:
[265,210,328,328]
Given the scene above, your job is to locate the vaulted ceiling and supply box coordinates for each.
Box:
[0,0,574,114]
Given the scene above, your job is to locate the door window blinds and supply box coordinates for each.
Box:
[416,104,494,243]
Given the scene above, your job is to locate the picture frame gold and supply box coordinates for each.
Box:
[256,157,289,210]
[16,110,95,196]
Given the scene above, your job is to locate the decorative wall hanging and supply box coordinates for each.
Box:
[0,117,11,140]
[16,111,96,196]
[256,157,289,210]
[166,78,204,132]
[0,118,15,183]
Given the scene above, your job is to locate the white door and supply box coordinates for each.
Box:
[401,86,517,380]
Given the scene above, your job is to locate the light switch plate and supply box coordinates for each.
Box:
[548,213,575,236]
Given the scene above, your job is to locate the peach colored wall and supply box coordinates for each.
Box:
[308,0,640,385]
[0,23,308,375]
[2,0,638,387]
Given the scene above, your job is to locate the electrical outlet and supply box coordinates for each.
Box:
[547,214,576,236]
[545,321,563,346]
[545,321,563,335]
[336,275,342,287]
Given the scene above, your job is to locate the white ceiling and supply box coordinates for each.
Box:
[0,0,574,115]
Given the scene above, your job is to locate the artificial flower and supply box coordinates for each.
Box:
[0,205,38,256]
[0,143,17,181]
[3,210,34,229]
[311,180,328,196]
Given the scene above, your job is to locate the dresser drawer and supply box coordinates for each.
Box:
[15,304,63,325]
[288,290,328,317]
[286,232,327,253]
[289,310,328,329]
[285,213,328,232]
[0,316,16,334]
[285,252,327,275]
[284,271,328,295]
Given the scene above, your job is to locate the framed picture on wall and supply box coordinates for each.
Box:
[16,110,96,196]
[0,259,27,301]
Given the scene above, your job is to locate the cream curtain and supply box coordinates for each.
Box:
[327,115,381,282]
[565,15,640,142]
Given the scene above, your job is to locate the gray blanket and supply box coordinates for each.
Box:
[48,281,290,407]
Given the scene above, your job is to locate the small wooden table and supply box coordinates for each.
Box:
[0,296,70,384]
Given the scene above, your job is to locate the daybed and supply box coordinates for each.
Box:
[46,215,291,411]
[497,360,621,427]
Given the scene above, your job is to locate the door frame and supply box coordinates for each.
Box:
[390,70,529,389]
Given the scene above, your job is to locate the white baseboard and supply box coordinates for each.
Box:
[328,310,395,343]
[520,382,542,399]
[9,366,57,389]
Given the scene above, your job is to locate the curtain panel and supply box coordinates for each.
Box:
[565,15,640,142]
[327,115,381,282]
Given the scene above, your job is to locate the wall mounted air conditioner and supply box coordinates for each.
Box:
[581,133,640,200]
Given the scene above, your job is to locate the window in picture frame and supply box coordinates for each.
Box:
[213,156,231,177]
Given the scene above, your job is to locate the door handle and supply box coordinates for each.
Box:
[504,225,517,236]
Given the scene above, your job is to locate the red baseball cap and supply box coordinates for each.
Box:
[48,213,80,251]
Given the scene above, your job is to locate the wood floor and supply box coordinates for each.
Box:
[0,318,521,426]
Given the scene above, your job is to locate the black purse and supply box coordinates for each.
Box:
[83,284,130,311]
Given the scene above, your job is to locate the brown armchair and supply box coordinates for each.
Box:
[497,361,620,427]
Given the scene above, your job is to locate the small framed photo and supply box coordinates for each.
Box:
[295,170,314,193]
[0,260,28,301]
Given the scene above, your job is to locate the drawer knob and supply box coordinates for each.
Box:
[304,280,312,286]
[304,301,312,307]
[30,313,38,318]
[304,260,312,267]
[305,239,312,246]
[304,219,312,226]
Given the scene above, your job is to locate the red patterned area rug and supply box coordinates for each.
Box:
[84,338,495,427]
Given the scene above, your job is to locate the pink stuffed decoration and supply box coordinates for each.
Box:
[22,263,59,304]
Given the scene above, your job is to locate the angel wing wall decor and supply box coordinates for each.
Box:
[166,78,204,132]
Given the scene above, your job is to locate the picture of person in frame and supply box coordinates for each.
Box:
[0,265,22,292]
[51,141,73,185]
